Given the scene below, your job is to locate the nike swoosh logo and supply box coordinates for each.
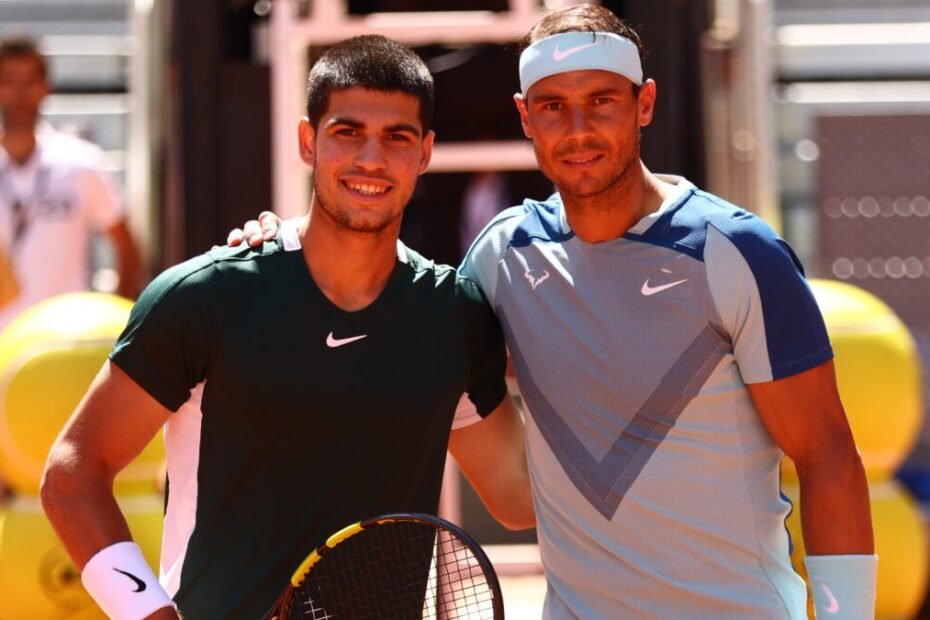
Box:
[113,568,147,593]
[326,332,367,348]
[641,278,688,296]
[818,583,841,614]
[552,42,598,62]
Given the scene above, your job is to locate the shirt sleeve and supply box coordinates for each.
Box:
[110,254,220,411]
[459,206,525,307]
[704,222,833,384]
[455,274,508,422]
[451,393,483,430]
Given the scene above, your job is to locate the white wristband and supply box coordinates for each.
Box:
[81,541,175,619]
[805,554,878,619]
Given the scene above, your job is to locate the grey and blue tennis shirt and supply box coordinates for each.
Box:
[460,176,833,618]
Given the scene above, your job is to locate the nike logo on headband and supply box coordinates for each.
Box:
[552,42,598,62]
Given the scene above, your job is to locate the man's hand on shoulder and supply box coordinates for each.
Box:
[226,211,282,247]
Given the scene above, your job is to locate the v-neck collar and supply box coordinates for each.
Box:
[278,219,409,316]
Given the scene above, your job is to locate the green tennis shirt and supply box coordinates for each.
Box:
[110,230,507,619]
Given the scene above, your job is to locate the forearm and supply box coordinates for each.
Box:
[797,449,876,620]
[108,220,141,299]
[42,459,180,619]
[472,410,535,531]
[41,453,134,569]
[450,397,536,531]
[478,453,535,531]
[115,247,141,299]
[796,447,873,555]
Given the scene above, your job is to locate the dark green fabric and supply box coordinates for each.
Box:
[110,236,506,619]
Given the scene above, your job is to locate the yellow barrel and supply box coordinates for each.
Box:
[0,493,164,619]
[0,292,165,495]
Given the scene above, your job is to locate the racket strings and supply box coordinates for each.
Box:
[288,521,498,619]
[429,529,495,619]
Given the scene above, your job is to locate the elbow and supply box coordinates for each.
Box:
[40,460,70,516]
[497,465,536,531]
[499,514,536,532]
[40,447,85,519]
[793,430,866,482]
[486,496,536,531]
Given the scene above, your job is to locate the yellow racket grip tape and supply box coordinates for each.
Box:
[290,521,365,586]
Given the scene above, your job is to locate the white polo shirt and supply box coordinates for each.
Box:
[0,127,123,331]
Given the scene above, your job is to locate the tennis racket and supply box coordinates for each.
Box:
[265,512,505,620]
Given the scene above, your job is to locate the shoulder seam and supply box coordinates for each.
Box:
[691,189,745,212]
[146,256,219,313]
[398,244,456,278]
[210,243,284,264]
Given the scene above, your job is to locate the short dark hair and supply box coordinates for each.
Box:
[306,35,434,132]
[0,35,47,79]
[520,4,645,57]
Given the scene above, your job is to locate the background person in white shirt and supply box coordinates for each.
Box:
[0,35,140,333]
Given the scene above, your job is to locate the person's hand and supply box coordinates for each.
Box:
[226,211,282,248]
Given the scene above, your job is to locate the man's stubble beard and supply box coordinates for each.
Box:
[548,132,642,214]
[310,170,398,234]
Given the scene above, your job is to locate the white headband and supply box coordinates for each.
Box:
[519,31,643,95]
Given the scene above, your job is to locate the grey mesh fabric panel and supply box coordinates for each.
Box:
[460,205,526,307]
[460,179,810,618]
[704,224,774,384]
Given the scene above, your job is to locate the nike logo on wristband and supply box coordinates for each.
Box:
[113,567,147,593]
[819,583,840,614]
